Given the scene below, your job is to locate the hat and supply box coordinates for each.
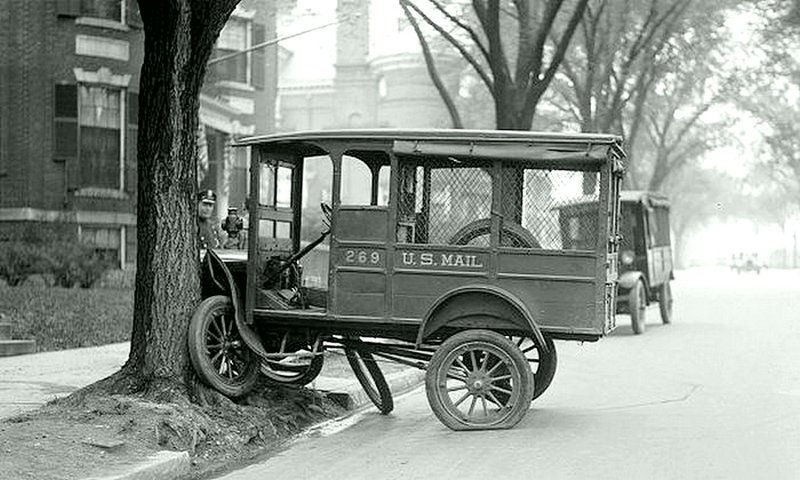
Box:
[227,207,238,213]
[198,190,216,203]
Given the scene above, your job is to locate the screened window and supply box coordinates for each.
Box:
[513,169,599,250]
[79,85,122,189]
[396,159,492,246]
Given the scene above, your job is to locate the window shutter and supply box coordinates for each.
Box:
[126,92,138,195]
[251,23,266,90]
[126,1,143,29]
[56,0,81,18]
[54,84,79,190]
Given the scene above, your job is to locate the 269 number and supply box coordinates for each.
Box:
[344,249,380,265]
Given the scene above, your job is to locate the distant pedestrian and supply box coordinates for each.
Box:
[198,190,223,249]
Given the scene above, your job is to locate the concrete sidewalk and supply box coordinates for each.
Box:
[1,342,425,480]
[0,342,130,419]
[0,342,425,419]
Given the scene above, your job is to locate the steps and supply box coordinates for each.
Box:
[0,322,36,357]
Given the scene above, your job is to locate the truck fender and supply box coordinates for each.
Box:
[617,271,649,300]
[203,249,269,359]
[415,284,548,353]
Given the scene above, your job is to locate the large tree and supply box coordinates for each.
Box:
[401,0,590,130]
[120,0,242,395]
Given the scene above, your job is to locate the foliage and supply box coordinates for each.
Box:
[0,285,133,351]
[0,222,114,288]
[401,0,590,130]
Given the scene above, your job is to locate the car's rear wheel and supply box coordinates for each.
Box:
[509,335,557,400]
[630,280,647,335]
[659,281,673,325]
[426,330,534,431]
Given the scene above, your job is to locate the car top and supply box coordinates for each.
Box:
[236,128,623,146]
[235,129,625,168]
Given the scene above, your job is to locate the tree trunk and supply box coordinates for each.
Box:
[124,0,240,392]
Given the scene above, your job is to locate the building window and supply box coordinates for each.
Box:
[80,0,123,22]
[79,85,123,190]
[211,17,250,84]
[80,225,123,268]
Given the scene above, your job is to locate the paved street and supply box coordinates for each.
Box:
[217,267,800,480]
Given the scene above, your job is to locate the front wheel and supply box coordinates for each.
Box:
[659,281,673,325]
[630,280,647,335]
[188,296,259,397]
[345,347,393,414]
[261,353,324,386]
[426,330,534,431]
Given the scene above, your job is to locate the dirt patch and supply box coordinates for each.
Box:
[0,378,347,480]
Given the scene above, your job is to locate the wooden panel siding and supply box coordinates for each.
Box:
[497,250,596,278]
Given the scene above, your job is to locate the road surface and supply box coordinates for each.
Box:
[217,267,800,480]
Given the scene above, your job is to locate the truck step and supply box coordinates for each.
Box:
[0,340,37,357]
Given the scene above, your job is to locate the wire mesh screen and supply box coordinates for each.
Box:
[397,160,492,246]
[396,159,600,250]
[501,168,600,250]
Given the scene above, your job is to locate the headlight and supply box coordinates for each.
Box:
[621,250,635,265]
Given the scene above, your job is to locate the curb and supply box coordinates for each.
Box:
[323,368,426,411]
[85,369,426,480]
[86,450,190,480]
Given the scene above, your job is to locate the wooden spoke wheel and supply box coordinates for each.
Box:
[426,330,534,431]
[188,296,259,397]
[345,347,393,414]
[448,218,540,248]
[659,281,673,325]
[630,280,647,335]
[509,335,557,400]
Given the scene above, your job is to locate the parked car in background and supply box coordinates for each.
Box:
[731,253,764,274]
[557,190,673,334]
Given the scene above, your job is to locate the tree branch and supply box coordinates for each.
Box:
[400,0,464,128]
[404,0,495,95]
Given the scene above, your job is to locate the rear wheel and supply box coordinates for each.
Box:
[345,347,393,414]
[188,296,259,397]
[510,335,557,400]
[426,330,534,431]
[630,280,647,335]
[659,281,673,325]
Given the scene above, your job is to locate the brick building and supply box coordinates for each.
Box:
[0,0,277,268]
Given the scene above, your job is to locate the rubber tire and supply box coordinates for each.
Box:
[630,280,647,335]
[188,295,259,398]
[532,335,557,400]
[261,354,324,386]
[345,348,394,415]
[426,330,534,431]
[510,335,557,401]
[448,218,541,248]
[659,281,673,325]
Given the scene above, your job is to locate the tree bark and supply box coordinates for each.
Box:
[125,0,240,391]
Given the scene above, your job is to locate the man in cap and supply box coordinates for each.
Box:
[197,189,224,249]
